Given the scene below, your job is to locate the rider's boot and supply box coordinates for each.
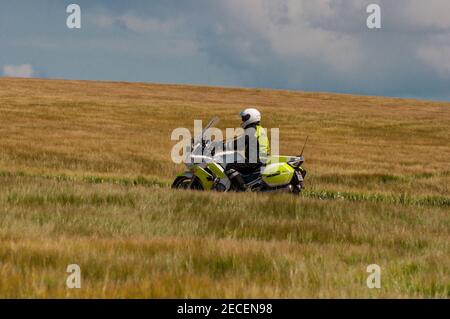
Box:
[226,168,247,191]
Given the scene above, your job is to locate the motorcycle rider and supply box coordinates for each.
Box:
[223,108,270,190]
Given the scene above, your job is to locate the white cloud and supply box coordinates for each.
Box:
[267,24,363,73]
[3,64,34,78]
[417,45,450,77]
[403,0,450,30]
[89,13,197,56]
[211,0,364,74]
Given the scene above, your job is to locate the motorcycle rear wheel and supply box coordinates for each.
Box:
[172,176,203,190]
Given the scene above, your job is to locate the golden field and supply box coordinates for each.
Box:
[0,77,449,297]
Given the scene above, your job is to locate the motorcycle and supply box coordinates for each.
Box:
[171,117,307,195]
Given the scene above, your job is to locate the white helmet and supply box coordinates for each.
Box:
[239,108,261,128]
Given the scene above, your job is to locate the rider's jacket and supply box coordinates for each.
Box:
[224,122,270,164]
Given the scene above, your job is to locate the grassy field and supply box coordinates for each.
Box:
[0,77,449,298]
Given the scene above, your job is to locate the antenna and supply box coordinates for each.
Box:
[300,135,309,157]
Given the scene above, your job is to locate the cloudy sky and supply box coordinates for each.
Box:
[1,0,450,101]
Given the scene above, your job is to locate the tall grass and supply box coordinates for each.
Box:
[0,78,449,297]
[0,175,448,298]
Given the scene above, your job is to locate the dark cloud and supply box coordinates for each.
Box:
[184,0,450,100]
[1,0,450,100]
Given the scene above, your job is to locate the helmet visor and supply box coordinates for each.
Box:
[240,113,251,123]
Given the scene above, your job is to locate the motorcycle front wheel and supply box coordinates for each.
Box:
[290,181,303,196]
